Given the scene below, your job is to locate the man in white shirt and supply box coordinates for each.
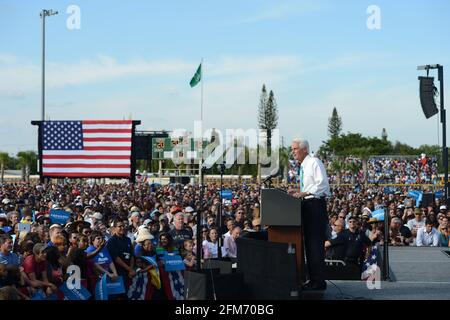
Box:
[291,138,330,291]
[416,221,440,247]
[407,208,426,245]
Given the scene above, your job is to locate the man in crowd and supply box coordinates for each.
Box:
[407,208,426,245]
[416,220,440,247]
[168,212,193,251]
[106,219,135,294]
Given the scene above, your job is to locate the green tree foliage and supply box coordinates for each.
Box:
[328,107,343,139]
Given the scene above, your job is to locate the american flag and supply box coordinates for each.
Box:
[361,245,380,280]
[42,120,132,178]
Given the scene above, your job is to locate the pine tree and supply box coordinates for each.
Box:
[258,87,278,153]
[328,107,343,138]
[381,128,388,141]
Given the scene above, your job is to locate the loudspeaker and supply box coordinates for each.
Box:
[421,193,435,208]
[169,176,191,185]
[419,76,439,119]
[236,237,299,299]
[202,259,233,274]
[134,135,152,160]
[240,230,268,241]
[184,270,245,300]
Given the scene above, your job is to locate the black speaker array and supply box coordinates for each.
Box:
[418,76,439,119]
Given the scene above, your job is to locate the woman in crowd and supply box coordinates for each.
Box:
[202,228,219,259]
[86,231,118,282]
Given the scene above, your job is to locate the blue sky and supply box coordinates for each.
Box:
[1,0,450,155]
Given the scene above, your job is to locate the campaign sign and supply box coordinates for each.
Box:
[95,273,108,300]
[60,282,91,300]
[106,276,126,295]
[163,253,185,272]
[220,189,233,200]
[371,209,385,221]
[31,289,46,300]
[49,209,71,225]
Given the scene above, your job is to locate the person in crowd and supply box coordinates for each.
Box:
[168,212,193,251]
[106,219,135,294]
[202,228,219,259]
[416,220,440,247]
[0,235,21,266]
[134,227,155,257]
[22,243,57,296]
[325,219,346,259]
[389,217,412,246]
[86,230,118,281]
[407,208,426,245]
[222,226,241,258]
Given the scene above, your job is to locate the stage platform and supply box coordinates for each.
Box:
[303,247,450,300]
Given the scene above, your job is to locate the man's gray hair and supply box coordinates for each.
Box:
[292,138,310,153]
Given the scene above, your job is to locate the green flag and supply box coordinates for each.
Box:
[189,63,202,87]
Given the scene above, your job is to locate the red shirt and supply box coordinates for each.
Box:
[23,255,47,280]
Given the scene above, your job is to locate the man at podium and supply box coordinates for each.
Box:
[290,138,330,291]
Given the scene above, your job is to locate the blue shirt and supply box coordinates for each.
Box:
[0,252,21,266]
[86,245,113,271]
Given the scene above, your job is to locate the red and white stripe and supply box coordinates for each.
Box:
[42,120,133,177]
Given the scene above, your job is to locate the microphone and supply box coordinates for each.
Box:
[262,170,281,184]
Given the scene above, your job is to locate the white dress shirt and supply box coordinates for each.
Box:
[299,154,331,198]
[416,226,439,247]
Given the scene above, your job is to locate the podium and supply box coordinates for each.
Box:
[260,188,303,277]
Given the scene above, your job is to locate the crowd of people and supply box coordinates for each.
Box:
[0,173,449,300]
[0,181,261,300]
[322,154,439,185]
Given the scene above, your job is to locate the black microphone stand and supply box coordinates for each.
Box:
[196,166,206,271]
[217,161,226,259]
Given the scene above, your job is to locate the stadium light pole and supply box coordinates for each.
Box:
[417,64,447,199]
[40,9,58,121]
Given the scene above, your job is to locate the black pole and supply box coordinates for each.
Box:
[438,66,448,200]
[130,121,141,184]
[217,162,225,259]
[382,207,390,281]
[31,121,44,183]
[196,166,205,271]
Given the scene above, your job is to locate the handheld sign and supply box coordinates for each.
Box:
[106,276,126,295]
[49,209,71,225]
[95,273,108,300]
[18,223,31,233]
[220,189,233,200]
[60,282,92,300]
[163,252,185,272]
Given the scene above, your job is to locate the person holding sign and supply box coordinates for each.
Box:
[106,220,135,295]
[86,231,118,282]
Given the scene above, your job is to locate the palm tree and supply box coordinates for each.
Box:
[0,152,10,183]
[330,158,345,184]
[17,151,37,182]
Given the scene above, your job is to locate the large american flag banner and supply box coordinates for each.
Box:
[41,120,132,178]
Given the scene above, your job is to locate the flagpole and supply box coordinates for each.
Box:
[199,58,204,185]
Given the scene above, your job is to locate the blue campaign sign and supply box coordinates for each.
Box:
[435,190,444,199]
[49,209,71,225]
[106,276,126,295]
[163,253,185,272]
[372,209,385,221]
[220,189,233,200]
[95,274,108,300]
[31,289,46,300]
[60,282,92,300]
